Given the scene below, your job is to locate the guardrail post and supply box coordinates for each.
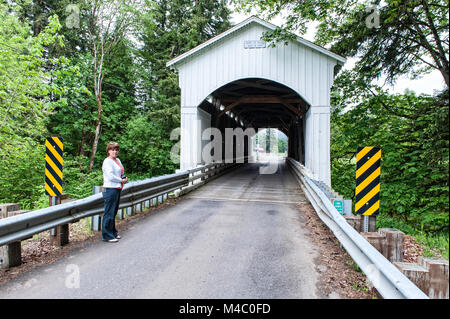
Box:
[378,228,404,262]
[0,204,23,268]
[126,206,133,217]
[394,262,430,296]
[344,215,362,232]
[418,257,449,299]
[91,186,102,231]
[0,203,20,219]
[201,167,206,181]
[49,196,69,246]
[118,207,125,220]
[394,257,449,299]
[0,241,21,269]
[343,199,352,216]
[361,231,387,256]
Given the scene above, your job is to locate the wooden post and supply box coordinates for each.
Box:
[0,241,21,269]
[378,228,404,262]
[418,257,449,299]
[0,203,20,219]
[344,215,362,232]
[0,203,23,269]
[361,232,386,256]
[49,195,69,246]
[394,262,430,295]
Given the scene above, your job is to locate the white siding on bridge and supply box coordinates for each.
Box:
[177,22,337,109]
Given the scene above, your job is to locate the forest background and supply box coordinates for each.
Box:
[0,0,448,258]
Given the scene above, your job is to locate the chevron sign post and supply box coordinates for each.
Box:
[45,136,64,197]
[355,146,381,232]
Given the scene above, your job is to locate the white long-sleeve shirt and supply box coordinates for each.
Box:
[102,157,124,189]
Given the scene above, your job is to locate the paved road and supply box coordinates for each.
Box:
[0,160,321,298]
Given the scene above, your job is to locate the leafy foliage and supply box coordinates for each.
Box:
[0,5,74,209]
[0,1,232,210]
[235,0,449,88]
[331,72,449,232]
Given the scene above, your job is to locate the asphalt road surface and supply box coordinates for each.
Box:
[0,160,322,298]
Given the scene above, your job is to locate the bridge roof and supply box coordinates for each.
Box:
[166,16,346,68]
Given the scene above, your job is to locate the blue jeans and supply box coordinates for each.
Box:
[102,188,121,241]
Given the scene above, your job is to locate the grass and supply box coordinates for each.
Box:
[414,231,449,260]
[346,259,362,273]
[352,282,369,293]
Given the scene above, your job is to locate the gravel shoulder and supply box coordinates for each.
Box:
[297,201,379,299]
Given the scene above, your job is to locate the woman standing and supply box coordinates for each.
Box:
[102,142,127,243]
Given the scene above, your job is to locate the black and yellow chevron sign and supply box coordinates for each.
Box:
[45,137,63,197]
[355,146,381,216]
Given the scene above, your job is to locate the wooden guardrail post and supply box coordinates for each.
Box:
[1,203,31,269]
[378,228,404,262]
[394,257,449,299]
[361,228,404,263]
[0,203,20,218]
[418,257,449,299]
[0,241,21,269]
[49,195,69,246]
[0,203,22,268]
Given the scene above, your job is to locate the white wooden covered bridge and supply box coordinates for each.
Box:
[167,16,346,186]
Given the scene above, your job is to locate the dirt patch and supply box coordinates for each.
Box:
[0,197,183,287]
[297,202,379,299]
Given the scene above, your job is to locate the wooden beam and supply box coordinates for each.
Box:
[234,80,292,93]
[278,98,303,117]
[237,107,289,115]
[218,97,245,117]
[236,106,293,119]
[216,90,242,97]
[218,96,303,118]
[221,96,303,104]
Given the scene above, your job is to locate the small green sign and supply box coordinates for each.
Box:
[333,199,343,215]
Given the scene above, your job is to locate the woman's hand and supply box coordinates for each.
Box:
[122,177,128,184]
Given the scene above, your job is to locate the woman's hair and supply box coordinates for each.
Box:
[106,142,120,155]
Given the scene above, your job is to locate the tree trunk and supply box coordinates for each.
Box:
[78,102,89,157]
[89,97,102,171]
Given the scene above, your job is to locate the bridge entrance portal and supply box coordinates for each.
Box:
[167,16,346,186]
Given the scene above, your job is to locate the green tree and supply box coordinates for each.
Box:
[137,0,231,130]
[0,5,75,208]
[236,0,449,88]
[330,72,449,232]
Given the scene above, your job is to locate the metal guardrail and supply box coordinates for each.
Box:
[286,157,429,299]
[0,161,244,247]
